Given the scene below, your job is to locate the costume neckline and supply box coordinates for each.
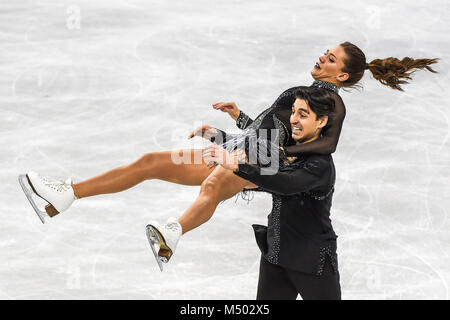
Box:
[311,80,339,94]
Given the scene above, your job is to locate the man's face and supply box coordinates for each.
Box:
[290,98,328,143]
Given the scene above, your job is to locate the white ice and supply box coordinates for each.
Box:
[0,0,449,299]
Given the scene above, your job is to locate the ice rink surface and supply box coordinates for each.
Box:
[1,0,449,299]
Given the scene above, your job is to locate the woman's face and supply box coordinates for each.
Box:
[311,45,349,84]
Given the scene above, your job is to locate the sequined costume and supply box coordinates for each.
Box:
[234,80,345,156]
[212,81,343,294]
[208,81,343,299]
[234,153,338,276]
[234,151,341,300]
[209,80,345,173]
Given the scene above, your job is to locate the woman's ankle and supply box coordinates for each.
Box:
[72,183,82,199]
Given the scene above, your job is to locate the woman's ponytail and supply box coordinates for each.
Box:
[340,42,439,91]
[367,57,439,91]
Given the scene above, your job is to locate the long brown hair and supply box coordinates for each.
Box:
[340,41,439,91]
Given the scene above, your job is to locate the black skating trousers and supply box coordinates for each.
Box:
[256,256,341,300]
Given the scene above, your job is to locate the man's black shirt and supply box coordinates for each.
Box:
[234,152,338,275]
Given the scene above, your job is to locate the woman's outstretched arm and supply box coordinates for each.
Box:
[212,101,255,129]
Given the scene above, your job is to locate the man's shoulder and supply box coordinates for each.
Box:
[299,154,335,191]
[303,153,333,163]
[298,154,334,172]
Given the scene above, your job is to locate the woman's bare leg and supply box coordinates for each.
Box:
[73,149,214,199]
[179,164,258,234]
[70,148,257,234]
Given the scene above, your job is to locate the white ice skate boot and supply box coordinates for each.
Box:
[146,217,182,271]
[18,172,75,224]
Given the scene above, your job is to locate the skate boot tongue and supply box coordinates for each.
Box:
[162,217,182,257]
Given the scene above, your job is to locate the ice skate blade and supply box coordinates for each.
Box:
[146,226,164,271]
[146,225,173,272]
[18,174,47,224]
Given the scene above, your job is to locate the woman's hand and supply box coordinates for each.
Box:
[202,145,239,171]
[213,102,240,121]
[188,125,217,140]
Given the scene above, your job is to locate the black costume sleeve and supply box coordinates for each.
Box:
[236,86,300,130]
[233,157,330,196]
[236,110,253,129]
[283,94,346,156]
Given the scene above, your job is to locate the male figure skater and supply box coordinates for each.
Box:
[203,87,340,300]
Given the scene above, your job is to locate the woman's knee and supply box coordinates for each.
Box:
[199,175,223,198]
[133,152,157,173]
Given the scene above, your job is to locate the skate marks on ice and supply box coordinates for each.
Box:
[335,212,449,299]
[333,139,450,298]
[1,0,450,299]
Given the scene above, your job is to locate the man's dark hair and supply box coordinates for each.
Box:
[294,87,336,126]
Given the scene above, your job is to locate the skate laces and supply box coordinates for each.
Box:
[166,219,181,234]
[40,175,72,193]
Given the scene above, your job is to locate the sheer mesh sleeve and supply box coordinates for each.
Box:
[283,94,346,156]
[236,86,299,130]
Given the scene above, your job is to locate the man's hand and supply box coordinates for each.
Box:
[202,145,239,171]
[188,125,217,140]
[213,102,240,121]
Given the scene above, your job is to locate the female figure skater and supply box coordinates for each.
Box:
[19,42,438,268]
[205,87,340,299]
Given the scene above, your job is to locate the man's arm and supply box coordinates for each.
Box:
[233,160,328,196]
[202,144,331,196]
